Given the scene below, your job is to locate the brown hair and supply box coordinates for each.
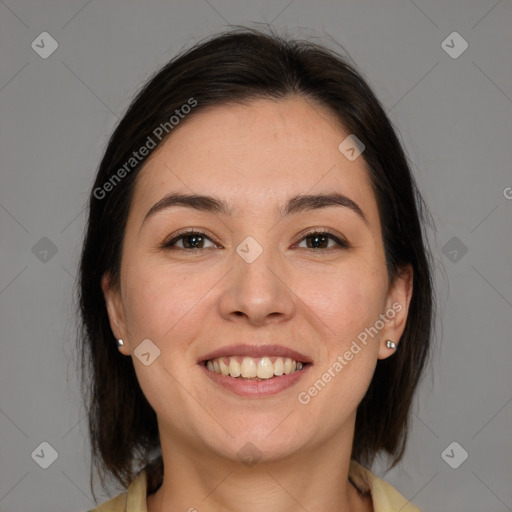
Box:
[76,27,435,499]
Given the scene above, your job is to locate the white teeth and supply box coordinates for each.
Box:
[240,357,257,378]
[273,357,284,375]
[206,355,305,379]
[256,357,274,379]
[219,359,230,376]
[229,358,241,377]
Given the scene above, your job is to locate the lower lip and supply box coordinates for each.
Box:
[199,363,311,397]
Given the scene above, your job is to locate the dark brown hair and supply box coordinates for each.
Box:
[76,27,435,499]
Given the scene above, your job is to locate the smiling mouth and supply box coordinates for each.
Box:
[204,355,308,380]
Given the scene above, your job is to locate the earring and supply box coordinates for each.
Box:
[385,340,396,349]
[117,339,124,347]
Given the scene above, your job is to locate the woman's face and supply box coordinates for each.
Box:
[103,96,412,464]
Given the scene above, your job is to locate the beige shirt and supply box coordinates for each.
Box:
[88,460,421,512]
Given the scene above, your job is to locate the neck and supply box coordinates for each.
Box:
[147,420,372,512]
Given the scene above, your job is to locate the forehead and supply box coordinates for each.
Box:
[130,97,378,224]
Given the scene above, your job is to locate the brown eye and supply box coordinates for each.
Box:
[296,230,350,250]
[163,231,216,250]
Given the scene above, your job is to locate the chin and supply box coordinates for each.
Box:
[199,423,312,466]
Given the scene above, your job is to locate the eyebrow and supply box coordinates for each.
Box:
[142,192,368,226]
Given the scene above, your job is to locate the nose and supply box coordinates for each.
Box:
[218,241,296,327]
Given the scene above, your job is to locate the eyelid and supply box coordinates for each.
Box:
[293,227,350,249]
[161,227,350,251]
[160,228,222,249]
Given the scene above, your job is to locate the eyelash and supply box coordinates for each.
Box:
[161,228,350,253]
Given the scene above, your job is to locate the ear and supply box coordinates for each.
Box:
[101,272,129,355]
[378,264,413,360]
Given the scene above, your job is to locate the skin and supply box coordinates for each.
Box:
[102,96,413,512]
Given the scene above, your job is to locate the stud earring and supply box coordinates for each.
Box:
[117,339,124,347]
[385,340,396,349]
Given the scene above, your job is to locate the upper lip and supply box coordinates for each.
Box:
[199,344,312,364]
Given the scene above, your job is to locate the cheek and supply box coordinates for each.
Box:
[120,259,217,347]
[304,260,388,341]
[297,267,384,422]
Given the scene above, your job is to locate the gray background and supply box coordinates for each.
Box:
[1,1,511,511]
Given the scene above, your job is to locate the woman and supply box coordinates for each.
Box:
[78,28,434,512]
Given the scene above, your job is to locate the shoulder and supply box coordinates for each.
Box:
[349,460,422,512]
[88,463,420,512]
[87,470,148,512]
[87,492,127,512]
